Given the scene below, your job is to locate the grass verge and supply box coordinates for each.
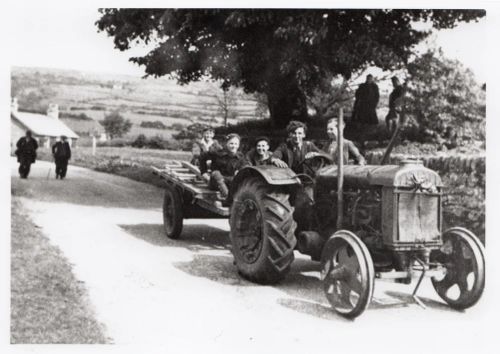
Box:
[10,197,109,344]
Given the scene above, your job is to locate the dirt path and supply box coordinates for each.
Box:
[11,157,490,351]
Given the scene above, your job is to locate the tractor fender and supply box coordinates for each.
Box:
[230,166,301,201]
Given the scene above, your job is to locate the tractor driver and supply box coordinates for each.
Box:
[200,133,250,200]
[326,118,366,165]
[273,120,322,173]
[246,136,288,167]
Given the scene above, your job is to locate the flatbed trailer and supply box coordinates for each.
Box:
[152,160,229,239]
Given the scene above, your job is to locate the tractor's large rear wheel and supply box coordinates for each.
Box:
[230,177,297,284]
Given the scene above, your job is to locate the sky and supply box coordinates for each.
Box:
[4,5,489,83]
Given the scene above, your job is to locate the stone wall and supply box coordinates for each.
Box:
[364,151,486,176]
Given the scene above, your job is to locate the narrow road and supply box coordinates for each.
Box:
[11,157,490,351]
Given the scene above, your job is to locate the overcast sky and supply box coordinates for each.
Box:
[5,6,488,83]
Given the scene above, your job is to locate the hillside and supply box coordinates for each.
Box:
[11,66,263,140]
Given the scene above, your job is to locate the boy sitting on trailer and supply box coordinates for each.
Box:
[190,126,223,166]
[200,133,250,199]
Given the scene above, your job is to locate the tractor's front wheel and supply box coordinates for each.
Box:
[321,230,375,319]
[430,228,485,310]
[230,177,297,284]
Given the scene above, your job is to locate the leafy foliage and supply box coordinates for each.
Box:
[100,111,132,139]
[139,120,168,129]
[173,123,211,140]
[96,9,484,127]
[404,50,486,147]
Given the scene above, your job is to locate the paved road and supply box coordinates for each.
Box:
[11,158,491,352]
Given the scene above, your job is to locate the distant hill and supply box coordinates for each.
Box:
[11,66,263,140]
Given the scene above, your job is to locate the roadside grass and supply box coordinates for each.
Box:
[10,197,109,344]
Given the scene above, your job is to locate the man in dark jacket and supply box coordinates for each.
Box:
[352,74,379,125]
[52,135,71,179]
[273,120,321,174]
[386,77,405,133]
[15,130,38,178]
[200,133,250,199]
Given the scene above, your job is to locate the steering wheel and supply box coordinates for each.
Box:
[297,152,333,177]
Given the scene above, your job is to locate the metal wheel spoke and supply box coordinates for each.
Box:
[347,275,363,295]
[339,281,354,308]
[452,238,466,260]
[434,273,455,296]
[457,273,470,295]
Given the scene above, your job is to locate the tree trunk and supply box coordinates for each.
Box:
[266,79,308,128]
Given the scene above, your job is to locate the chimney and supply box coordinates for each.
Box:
[11,97,18,113]
[47,103,59,119]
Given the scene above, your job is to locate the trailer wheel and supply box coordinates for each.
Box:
[321,230,375,319]
[163,185,183,239]
[431,228,485,310]
[230,177,296,284]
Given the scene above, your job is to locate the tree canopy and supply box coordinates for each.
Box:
[96,9,484,127]
[405,50,485,147]
[100,111,132,139]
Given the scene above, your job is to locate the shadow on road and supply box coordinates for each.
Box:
[174,254,253,287]
[119,223,230,251]
[121,222,450,320]
[379,291,453,312]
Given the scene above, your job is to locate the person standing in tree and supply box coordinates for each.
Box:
[15,130,38,179]
[52,135,71,179]
[352,74,380,126]
[385,77,405,133]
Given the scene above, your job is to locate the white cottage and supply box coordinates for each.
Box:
[11,99,79,149]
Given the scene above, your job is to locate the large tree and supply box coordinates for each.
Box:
[405,50,485,146]
[96,9,484,127]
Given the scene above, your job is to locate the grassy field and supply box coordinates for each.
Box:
[12,66,262,140]
[10,197,109,344]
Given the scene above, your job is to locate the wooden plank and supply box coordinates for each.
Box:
[153,166,229,216]
[169,168,192,173]
[152,165,220,197]
[180,161,202,176]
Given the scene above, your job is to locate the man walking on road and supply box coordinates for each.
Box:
[52,135,71,179]
[15,130,38,179]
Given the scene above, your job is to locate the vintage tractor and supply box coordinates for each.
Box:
[228,156,485,318]
[230,160,485,318]
[155,120,485,319]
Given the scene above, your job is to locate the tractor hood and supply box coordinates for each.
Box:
[316,160,443,189]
